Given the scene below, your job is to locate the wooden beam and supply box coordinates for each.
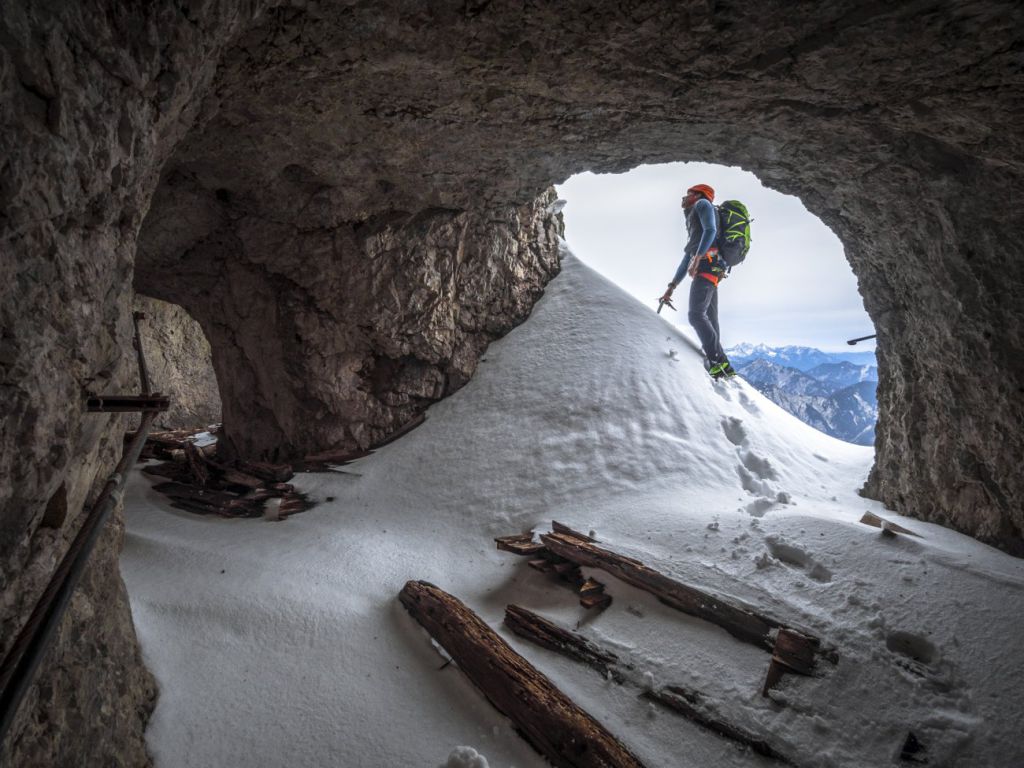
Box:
[504,605,626,683]
[552,520,596,541]
[540,531,801,652]
[859,512,921,538]
[398,581,646,768]
[183,440,209,487]
[495,533,546,556]
[503,605,793,764]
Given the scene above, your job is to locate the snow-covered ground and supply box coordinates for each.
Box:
[121,249,1024,768]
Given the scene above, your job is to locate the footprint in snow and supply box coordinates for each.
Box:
[721,416,747,446]
[737,464,774,497]
[885,630,961,694]
[765,535,833,582]
[886,630,938,666]
[712,382,733,402]
[745,498,775,518]
[741,450,778,481]
[737,389,759,415]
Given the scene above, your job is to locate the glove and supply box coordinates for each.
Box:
[659,282,676,303]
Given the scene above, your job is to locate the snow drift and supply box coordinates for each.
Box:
[121,249,1024,767]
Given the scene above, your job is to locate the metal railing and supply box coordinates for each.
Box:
[0,312,168,756]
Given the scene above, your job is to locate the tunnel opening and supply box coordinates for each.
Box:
[556,161,879,449]
[3,4,1024,767]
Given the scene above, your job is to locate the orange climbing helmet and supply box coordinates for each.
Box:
[686,184,715,202]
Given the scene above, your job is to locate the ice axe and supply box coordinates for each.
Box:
[657,296,676,314]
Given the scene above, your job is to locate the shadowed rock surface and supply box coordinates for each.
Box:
[2,1,1022,764]
[133,295,222,431]
[136,186,562,460]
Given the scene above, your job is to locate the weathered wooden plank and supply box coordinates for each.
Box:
[219,468,265,489]
[541,531,791,651]
[239,461,294,483]
[183,440,209,487]
[772,629,817,675]
[579,592,612,611]
[859,512,921,538]
[399,581,646,768]
[504,605,626,682]
[504,605,792,763]
[495,534,546,556]
[552,521,596,542]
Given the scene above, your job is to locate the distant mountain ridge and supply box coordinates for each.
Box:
[728,343,876,372]
[726,344,878,446]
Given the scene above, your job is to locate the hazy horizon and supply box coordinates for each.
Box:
[556,162,877,354]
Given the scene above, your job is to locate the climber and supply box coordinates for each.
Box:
[659,183,735,379]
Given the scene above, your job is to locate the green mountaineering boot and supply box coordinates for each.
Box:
[721,361,738,378]
[708,361,729,379]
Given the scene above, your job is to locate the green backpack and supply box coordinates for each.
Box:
[716,200,752,268]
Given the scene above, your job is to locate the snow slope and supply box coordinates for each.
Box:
[121,249,1024,768]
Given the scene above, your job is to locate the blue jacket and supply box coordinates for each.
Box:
[672,198,717,285]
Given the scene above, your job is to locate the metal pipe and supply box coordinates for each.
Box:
[846,333,876,346]
[0,410,158,754]
[85,395,169,413]
[132,311,151,396]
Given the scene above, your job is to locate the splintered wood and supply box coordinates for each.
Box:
[536,527,836,694]
[505,605,794,763]
[504,605,627,683]
[494,533,546,556]
[494,528,612,610]
[399,581,646,768]
[139,426,310,519]
[860,511,922,538]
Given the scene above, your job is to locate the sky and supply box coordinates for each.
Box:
[555,161,876,352]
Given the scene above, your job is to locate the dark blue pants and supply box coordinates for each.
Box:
[688,276,726,365]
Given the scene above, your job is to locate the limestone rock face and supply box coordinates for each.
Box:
[1,512,157,768]
[0,2,265,765]
[133,295,222,431]
[2,1,1023,764]
[136,186,562,459]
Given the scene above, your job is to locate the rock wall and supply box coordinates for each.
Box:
[131,1,1023,551]
[2,1,1023,764]
[133,295,222,431]
[0,2,266,765]
[136,184,562,459]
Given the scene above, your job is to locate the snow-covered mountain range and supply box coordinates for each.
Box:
[727,347,878,446]
[728,343,876,372]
